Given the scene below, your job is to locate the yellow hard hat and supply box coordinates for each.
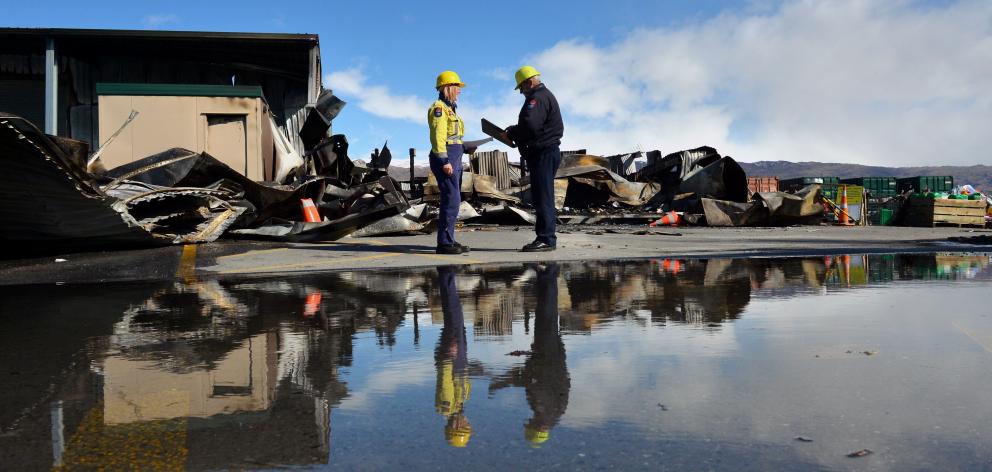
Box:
[436,70,465,89]
[445,423,472,448]
[524,425,550,446]
[514,66,540,89]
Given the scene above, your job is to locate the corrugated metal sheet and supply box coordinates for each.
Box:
[604,151,641,179]
[470,150,513,190]
[0,115,162,248]
[0,114,242,250]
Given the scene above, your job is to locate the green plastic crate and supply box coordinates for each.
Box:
[841,177,898,198]
[896,176,953,194]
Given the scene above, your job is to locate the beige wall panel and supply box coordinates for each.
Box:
[98,94,265,179]
[96,95,137,170]
[196,97,264,180]
[204,114,248,175]
[128,96,198,164]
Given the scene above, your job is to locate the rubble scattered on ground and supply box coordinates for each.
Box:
[4,96,989,255]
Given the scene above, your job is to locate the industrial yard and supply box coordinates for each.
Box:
[3,3,992,469]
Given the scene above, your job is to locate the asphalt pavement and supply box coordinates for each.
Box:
[2,225,990,286]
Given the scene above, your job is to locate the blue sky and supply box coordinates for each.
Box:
[6,0,991,166]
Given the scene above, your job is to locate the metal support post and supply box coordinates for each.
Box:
[44,38,58,134]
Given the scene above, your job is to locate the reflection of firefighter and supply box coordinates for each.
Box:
[435,266,472,447]
[490,263,570,447]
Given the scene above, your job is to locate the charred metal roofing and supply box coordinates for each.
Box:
[0,27,319,44]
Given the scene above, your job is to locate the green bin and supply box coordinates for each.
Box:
[878,208,893,226]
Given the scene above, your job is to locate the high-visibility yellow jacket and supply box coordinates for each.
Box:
[435,361,471,416]
[428,99,464,160]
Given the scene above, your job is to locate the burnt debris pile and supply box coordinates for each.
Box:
[0,100,409,252]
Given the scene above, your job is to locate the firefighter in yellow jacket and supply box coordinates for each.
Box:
[428,71,475,255]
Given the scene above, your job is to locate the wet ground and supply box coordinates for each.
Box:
[2,253,991,470]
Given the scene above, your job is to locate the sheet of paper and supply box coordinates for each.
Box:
[481,118,515,147]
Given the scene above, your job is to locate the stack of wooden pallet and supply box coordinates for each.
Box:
[902,197,985,228]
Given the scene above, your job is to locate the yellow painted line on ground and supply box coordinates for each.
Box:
[215,247,290,261]
[341,238,483,264]
[216,238,480,274]
[217,252,402,275]
[410,253,483,264]
[176,244,198,281]
[215,239,384,262]
[953,321,992,355]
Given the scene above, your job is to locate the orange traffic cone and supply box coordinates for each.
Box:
[303,292,322,317]
[836,186,854,226]
[842,254,851,287]
[300,198,321,223]
[650,211,681,227]
[662,258,682,273]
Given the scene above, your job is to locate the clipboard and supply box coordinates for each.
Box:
[461,137,493,149]
[482,118,516,148]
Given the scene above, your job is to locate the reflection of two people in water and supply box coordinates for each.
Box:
[434,264,572,448]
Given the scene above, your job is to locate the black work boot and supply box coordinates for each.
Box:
[521,240,555,252]
[436,244,463,255]
[455,242,471,253]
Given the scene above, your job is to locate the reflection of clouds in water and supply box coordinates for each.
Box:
[338,358,435,411]
[562,284,992,470]
[562,323,740,428]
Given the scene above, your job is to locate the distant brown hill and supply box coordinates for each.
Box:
[739,161,992,192]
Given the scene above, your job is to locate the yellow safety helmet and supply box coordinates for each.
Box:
[524,425,550,446]
[514,65,541,89]
[436,70,465,90]
[445,423,473,448]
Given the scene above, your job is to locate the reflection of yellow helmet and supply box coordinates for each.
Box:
[514,66,540,89]
[445,422,472,448]
[524,425,550,446]
[436,70,465,89]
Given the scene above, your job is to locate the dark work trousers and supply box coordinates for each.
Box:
[429,144,464,247]
[437,266,467,371]
[524,146,562,246]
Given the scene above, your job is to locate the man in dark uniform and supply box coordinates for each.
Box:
[501,66,565,252]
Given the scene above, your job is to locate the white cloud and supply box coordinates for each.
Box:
[141,14,179,27]
[522,0,992,165]
[326,68,428,123]
[326,1,992,166]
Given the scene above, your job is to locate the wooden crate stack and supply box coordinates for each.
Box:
[902,197,985,228]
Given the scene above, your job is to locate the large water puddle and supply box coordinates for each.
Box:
[1,253,991,470]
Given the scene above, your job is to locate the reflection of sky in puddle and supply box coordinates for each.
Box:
[1,253,991,470]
